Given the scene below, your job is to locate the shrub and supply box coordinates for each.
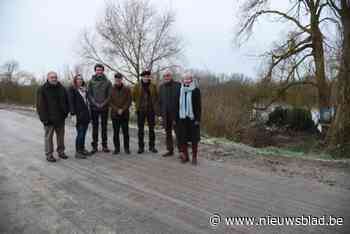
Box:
[266,107,287,127]
[267,107,315,132]
[0,82,38,106]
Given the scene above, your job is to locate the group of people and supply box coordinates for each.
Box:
[36,64,201,165]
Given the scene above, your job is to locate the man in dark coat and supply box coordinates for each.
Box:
[36,71,69,162]
[159,70,181,157]
[87,64,112,154]
[132,70,159,154]
[110,72,132,155]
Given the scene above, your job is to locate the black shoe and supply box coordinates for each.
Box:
[81,149,92,156]
[75,152,87,159]
[91,148,98,154]
[150,148,158,153]
[58,153,69,159]
[113,149,120,155]
[137,148,144,154]
[46,156,56,162]
[103,147,111,153]
[162,151,174,157]
[125,149,131,154]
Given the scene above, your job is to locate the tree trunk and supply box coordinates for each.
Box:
[328,0,350,157]
[312,25,331,110]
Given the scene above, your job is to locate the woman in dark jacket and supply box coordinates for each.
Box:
[69,74,92,159]
[177,73,201,165]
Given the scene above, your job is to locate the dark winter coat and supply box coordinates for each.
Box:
[177,87,202,145]
[36,81,69,127]
[87,74,112,111]
[68,86,91,125]
[110,84,132,120]
[159,80,181,121]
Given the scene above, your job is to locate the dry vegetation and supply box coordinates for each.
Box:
[0,83,38,106]
[200,74,255,141]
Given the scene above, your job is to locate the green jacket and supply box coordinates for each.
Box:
[87,74,112,111]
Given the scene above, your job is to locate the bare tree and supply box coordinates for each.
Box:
[1,60,19,83]
[237,0,335,111]
[0,60,20,102]
[80,0,183,83]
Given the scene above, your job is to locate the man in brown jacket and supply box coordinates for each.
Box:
[110,72,132,154]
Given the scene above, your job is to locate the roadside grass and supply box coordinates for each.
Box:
[257,147,334,160]
[201,133,339,161]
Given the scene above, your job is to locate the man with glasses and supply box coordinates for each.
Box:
[36,71,70,162]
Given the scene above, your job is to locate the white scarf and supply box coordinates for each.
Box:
[179,82,196,120]
[78,87,88,105]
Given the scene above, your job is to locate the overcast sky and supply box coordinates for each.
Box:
[0,0,288,79]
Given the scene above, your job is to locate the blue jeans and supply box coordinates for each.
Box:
[76,124,88,152]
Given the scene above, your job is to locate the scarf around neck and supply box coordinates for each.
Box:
[179,82,196,120]
[78,86,88,105]
[93,74,106,81]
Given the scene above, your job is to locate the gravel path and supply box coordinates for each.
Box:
[0,107,349,233]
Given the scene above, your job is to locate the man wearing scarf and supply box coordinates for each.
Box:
[132,70,159,154]
[87,64,112,154]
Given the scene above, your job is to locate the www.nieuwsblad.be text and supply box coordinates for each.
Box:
[209,214,344,227]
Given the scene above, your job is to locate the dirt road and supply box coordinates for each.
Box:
[0,108,349,233]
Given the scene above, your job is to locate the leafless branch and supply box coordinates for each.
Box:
[79,0,183,82]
